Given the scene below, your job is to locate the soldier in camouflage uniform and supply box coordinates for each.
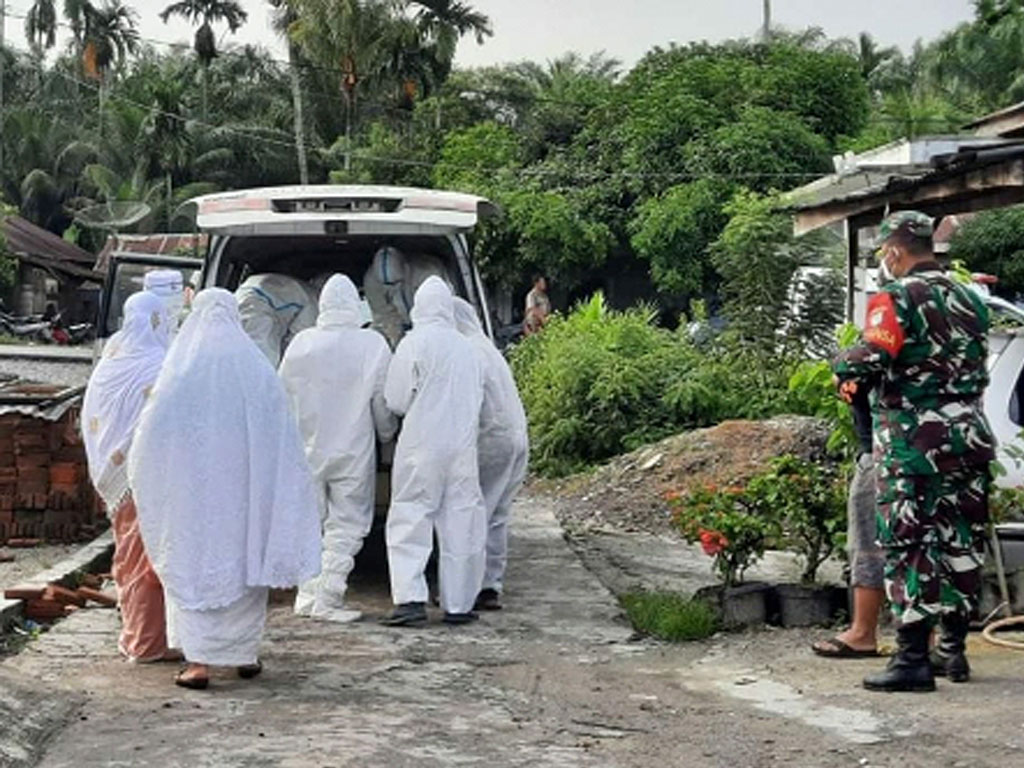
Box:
[833,210,995,693]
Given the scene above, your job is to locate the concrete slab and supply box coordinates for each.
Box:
[0,496,1021,768]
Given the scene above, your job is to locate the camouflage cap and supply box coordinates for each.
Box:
[879,210,934,241]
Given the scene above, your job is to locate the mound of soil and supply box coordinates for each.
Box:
[542,416,830,537]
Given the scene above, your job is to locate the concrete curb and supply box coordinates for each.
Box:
[0,347,93,363]
[0,530,114,629]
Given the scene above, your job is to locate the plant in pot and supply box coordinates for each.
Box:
[669,484,781,628]
[746,456,847,626]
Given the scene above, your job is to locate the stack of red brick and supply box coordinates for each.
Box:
[4,574,116,621]
[0,409,104,544]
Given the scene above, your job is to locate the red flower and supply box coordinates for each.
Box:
[698,528,729,556]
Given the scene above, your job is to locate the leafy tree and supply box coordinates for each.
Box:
[629,179,731,298]
[682,106,833,193]
[711,190,803,349]
[948,206,1024,299]
[160,0,249,120]
[926,0,1024,111]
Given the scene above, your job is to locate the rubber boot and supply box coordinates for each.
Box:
[929,612,971,683]
[863,621,936,692]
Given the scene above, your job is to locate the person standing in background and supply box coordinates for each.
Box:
[812,381,885,659]
[523,276,551,336]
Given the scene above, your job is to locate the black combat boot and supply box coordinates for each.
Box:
[863,621,936,692]
[929,612,971,683]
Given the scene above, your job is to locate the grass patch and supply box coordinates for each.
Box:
[620,591,719,642]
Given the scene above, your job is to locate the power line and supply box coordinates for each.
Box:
[1,7,981,124]
[17,63,836,184]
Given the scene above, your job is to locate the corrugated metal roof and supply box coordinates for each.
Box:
[95,233,206,273]
[787,143,1024,213]
[2,216,94,265]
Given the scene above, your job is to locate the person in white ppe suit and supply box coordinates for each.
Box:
[363,246,450,348]
[143,270,187,337]
[235,273,319,366]
[382,277,487,626]
[452,298,529,611]
[280,274,397,624]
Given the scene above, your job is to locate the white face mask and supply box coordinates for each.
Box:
[878,256,895,285]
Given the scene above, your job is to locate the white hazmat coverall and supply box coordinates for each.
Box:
[453,298,529,596]
[385,277,487,614]
[363,247,450,348]
[235,273,319,367]
[280,275,397,622]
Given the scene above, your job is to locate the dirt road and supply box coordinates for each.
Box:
[1,493,1022,767]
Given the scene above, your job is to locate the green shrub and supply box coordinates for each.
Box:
[510,293,801,477]
[669,483,782,586]
[746,456,847,584]
[620,592,719,641]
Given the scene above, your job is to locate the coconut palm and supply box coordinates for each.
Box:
[159,0,249,121]
[63,0,94,48]
[289,0,398,170]
[855,33,899,84]
[411,1,491,88]
[25,0,59,51]
[78,1,139,138]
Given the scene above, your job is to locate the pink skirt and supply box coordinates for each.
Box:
[111,496,169,662]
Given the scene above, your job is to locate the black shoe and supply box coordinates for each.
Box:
[863,621,936,693]
[474,588,503,611]
[380,602,428,627]
[238,660,263,679]
[442,611,479,625]
[929,613,971,683]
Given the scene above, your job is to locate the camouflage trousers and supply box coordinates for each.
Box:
[876,468,990,626]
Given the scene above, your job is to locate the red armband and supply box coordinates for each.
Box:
[863,292,905,357]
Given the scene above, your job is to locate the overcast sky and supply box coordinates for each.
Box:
[3,0,977,69]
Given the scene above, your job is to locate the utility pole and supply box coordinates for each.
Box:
[762,0,771,41]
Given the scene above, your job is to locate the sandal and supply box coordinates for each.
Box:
[175,666,209,690]
[811,636,880,658]
[238,661,263,679]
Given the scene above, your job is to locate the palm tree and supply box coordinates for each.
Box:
[25,0,59,51]
[81,1,140,136]
[290,0,398,171]
[412,1,491,85]
[268,0,309,184]
[64,0,94,49]
[856,32,899,84]
[159,0,248,121]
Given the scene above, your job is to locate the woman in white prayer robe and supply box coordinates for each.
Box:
[82,290,177,663]
[129,288,321,689]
